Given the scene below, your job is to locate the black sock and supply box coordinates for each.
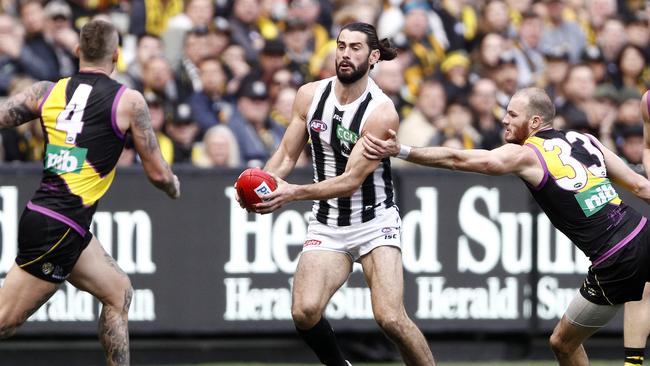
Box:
[296,317,347,366]
[625,347,645,365]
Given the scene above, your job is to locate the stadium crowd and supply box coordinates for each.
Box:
[0,0,647,172]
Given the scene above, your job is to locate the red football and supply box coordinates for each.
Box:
[236,168,277,210]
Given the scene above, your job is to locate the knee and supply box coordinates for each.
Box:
[0,312,23,339]
[101,276,133,313]
[375,309,405,336]
[291,301,322,329]
[549,331,575,357]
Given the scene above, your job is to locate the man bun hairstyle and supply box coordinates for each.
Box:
[79,19,119,63]
[340,22,397,68]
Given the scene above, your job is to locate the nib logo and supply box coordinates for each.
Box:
[45,144,87,174]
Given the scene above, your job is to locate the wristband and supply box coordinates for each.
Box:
[397,144,411,160]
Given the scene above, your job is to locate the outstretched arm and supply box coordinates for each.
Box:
[119,89,180,199]
[362,129,543,183]
[0,81,52,128]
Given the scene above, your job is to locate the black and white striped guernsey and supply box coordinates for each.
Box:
[306,76,395,227]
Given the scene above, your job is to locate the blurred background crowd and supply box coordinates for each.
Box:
[0,0,648,172]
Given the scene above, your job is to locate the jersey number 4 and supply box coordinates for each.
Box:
[56,83,93,145]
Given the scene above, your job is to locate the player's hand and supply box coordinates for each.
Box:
[362,129,400,160]
[253,173,294,214]
[168,174,181,199]
[233,181,251,212]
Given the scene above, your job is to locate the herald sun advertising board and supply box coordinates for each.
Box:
[2,166,645,335]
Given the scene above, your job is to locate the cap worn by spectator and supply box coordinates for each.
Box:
[441,51,471,73]
[582,46,604,63]
[496,51,517,67]
[238,76,269,99]
[593,83,618,102]
[620,123,644,139]
[213,16,231,35]
[262,39,285,56]
[173,103,193,124]
[617,87,642,104]
[544,47,570,62]
[391,32,409,50]
[44,0,72,20]
[285,18,308,32]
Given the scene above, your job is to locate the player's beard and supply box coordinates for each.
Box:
[336,58,369,84]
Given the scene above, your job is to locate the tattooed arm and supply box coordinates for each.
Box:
[0,81,52,128]
[117,89,180,199]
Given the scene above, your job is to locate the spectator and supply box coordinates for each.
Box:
[257,38,288,87]
[540,47,570,104]
[617,123,644,171]
[492,51,520,109]
[227,74,285,166]
[479,0,511,37]
[176,27,212,100]
[270,85,297,127]
[162,0,215,68]
[0,14,52,95]
[139,56,179,118]
[397,78,447,152]
[19,0,70,81]
[189,58,233,133]
[372,59,413,119]
[511,11,546,88]
[588,83,619,150]
[268,68,297,104]
[43,0,77,78]
[145,91,174,164]
[469,78,504,150]
[286,0,330,57]
[401,1,446,94]
[539,0,587,63]
[557,64,597,134]
[430,0,478,52]
[597,18,627,74]
[126,34,164,89]
[128,0,184,37]
[439,50,471,103]
[283,18,315,84]
[193,124,242,168]
[581,45,608,84]
[442,98,481,149]
[221,44,251,96]
[229,0,268,64]
[612,44,649,95]
[207,21,232,57]
[471,32,507,81]
[165,102,201,164]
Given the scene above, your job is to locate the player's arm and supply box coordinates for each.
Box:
[592,135,650,204]
[362,129,541,181]
[263,82,314,178]
[0,81,52,128]
[254,102,395,214]
[641,91,650,178]
[119,89,180,199]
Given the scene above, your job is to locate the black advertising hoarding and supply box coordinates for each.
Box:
[1,166,646,335]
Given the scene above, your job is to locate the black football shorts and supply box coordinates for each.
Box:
[16,208,92,283]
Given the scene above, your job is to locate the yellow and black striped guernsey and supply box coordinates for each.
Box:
[28,72,127,237]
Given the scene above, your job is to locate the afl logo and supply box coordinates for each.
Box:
[310,120,327,133]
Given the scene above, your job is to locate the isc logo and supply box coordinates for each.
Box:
[44,144,87,174]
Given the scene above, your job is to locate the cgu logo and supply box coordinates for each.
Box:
[310,120,327,133]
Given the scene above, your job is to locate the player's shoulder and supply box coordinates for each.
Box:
[118,88,147,108]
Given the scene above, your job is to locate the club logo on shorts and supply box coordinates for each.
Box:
[304,239,322,247]
[381,227,393,234]
[310,120,327,133]
[42,262,54,275]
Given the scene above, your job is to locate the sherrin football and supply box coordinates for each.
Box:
[236,168,277,210]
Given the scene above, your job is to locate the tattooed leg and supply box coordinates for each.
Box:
[98,288,133,366]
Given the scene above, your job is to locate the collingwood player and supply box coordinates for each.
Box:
[250,22,435,365]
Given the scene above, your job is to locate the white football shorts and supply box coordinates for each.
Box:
[302,206,402,261]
